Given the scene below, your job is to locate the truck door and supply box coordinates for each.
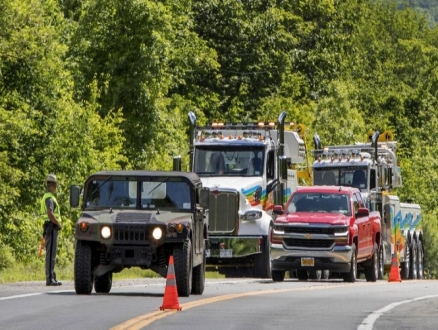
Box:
[354,193,370,259]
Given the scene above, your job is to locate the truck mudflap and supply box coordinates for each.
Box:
[206,236,261,262]
[270,243,353,272]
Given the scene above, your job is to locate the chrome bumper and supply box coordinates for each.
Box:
[271,243,353,272]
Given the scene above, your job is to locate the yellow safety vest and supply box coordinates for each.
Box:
[40,192,61,222]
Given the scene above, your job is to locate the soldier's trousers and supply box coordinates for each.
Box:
[45,223,59,283]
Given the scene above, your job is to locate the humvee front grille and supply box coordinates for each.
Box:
[113,224,149,244]
[208,190,238,234]
[115,212,152,222]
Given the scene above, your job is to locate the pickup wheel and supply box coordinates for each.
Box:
[173,239,192,297]
[409,240,418,279]
[343,243,357,283]
[365,243,378,282]
[417,240,424,279]
[191,240,206,295]
[378,246,384,280]
[297,270,308,281]
[94,272,112,293]
[74,240,93,294]
[271,270,285,282]
[253,235,271,278]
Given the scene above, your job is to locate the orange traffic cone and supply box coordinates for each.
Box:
[160,255,182,311]
[38,237,45,257]
[388,246,402,282]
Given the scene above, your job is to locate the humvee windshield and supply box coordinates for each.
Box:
[84,177,192,210]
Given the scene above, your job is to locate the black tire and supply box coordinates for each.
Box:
[297,270,308,281]
[191,241,206,295]
[409,240,418,279]
[378,246,384,280]
[417,240,424,279]
[272,270,285,282]
[173,239,192,297]
[74,240,93,294]
[401,244,410,280]
[94,272,112,293]
[253,235,271,278]
[343,243,357,283]
[309,270,322,281]
[365,243,378,282]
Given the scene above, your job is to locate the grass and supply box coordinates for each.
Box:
[0,260,224,284]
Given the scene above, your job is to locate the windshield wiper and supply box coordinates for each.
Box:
[148,177,169,196]
[90,176,113,197]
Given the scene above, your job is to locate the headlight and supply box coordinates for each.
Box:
[242,210,262,221]
[101,226,111,239]
[152,227,163,240]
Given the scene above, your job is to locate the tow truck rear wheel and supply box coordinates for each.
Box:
[74,240,93,294]
[401,244,410,280]
[94,272,112,293]
[173,239,192,297]
[417,240,424,279]
[409,240,418,279]
[191,240,206,295]
[365,243,378,282]
[253,235,271,278]
[343,243,357,283]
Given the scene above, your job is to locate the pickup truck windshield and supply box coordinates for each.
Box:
[84,178,192,210]
[287,192,351,216]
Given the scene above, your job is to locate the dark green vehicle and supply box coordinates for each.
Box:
[70,170,209,296]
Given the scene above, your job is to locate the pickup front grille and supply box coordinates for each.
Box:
[208,190,238,234]
[283,238,334,249]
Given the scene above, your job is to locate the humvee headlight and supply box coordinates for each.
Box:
[101,226,112,239]
[152,227,163,240]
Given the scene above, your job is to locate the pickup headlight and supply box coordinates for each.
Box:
[334,227,349,245]
[101,226,112,239]
[242,210,262,221]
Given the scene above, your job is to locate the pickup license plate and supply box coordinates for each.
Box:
[220,249,233,258]
[301,257,314,267]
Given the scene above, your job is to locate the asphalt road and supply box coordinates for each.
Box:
[1,277,437,330]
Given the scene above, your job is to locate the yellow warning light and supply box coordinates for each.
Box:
[268,122,275,128]
[258,122,264,128]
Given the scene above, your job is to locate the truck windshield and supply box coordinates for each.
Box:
[313,166,368,192]
[194,146,264,177]
[287,192,351,216]
[84,178,192,210]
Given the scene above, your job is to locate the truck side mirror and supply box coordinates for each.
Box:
[356,207,369,218]
[199,187,210,209]
[70,185,81,207]
[273,205,284,215]
[173,156,181,171]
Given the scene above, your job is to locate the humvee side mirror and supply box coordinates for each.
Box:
[70,185,81,207]
[199,187,210,209]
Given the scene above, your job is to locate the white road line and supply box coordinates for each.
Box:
[357,294,438,330]
[0,293,43,301]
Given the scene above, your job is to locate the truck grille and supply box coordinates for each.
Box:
[113,224,150,244]
[208,190,238,234]
[115,212,152,222]
[284,238,334,249]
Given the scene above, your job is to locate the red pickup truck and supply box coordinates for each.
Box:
[271,186,381,282]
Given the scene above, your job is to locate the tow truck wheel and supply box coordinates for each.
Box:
[94,272,112,293]
[365,243,378,282]
[409,240,418,279]
[253,235,271,278]
[417,240,424,279]
[191,240,206,295]
[343,243,357,283]
[173,239,192,297]
[271,270,285,282]
[309,270,322,280]
[401,244,410,280]
[74,240,93,294]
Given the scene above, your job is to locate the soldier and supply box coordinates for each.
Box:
[41,174,62,286]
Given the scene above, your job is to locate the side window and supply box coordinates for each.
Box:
[355,192,365,208]
[352,194,359,213]
[267,150,275,180]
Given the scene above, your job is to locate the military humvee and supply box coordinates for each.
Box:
[70,170,209,296]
